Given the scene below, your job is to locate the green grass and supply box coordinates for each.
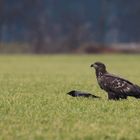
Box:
[0,54,140,140]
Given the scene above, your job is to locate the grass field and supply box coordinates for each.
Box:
[0,54,140,140]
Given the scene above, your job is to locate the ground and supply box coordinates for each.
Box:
[0,54,140,140]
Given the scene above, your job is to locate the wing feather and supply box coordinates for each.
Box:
[101,73,136,94]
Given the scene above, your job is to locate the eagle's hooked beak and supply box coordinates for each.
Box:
[90,64,94,67]
[90,64,97,68]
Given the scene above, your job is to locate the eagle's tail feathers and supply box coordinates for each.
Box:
[130,85,140,98]
[135,85,140,93]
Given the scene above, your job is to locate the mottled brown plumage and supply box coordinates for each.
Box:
[91,62,140,100]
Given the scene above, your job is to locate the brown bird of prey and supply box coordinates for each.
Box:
[91,62,140,100]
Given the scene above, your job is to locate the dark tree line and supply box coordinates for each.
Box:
[0,0,140,53]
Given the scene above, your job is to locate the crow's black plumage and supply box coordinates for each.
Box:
[91,62,140,100]
[67,90,100,98]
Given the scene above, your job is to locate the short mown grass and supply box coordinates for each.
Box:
[0,54,140,140]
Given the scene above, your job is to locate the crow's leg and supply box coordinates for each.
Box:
[108,92,119,100]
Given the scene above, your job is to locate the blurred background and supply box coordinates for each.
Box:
[0,0,140,54]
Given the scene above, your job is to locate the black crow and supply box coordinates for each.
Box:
[91,62,140,100]
[67,90,100,98]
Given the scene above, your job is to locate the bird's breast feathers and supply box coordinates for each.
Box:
[97,76,106,89]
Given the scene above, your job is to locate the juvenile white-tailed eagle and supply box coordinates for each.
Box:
[91,62,140,100]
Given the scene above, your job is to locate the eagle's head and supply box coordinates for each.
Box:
[90,62,107,74]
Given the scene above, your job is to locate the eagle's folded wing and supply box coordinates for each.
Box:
[102,74,136,94]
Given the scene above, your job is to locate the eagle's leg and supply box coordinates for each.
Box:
[107,92,119,100]
[134,95,140,99]
[119,95,127,99]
